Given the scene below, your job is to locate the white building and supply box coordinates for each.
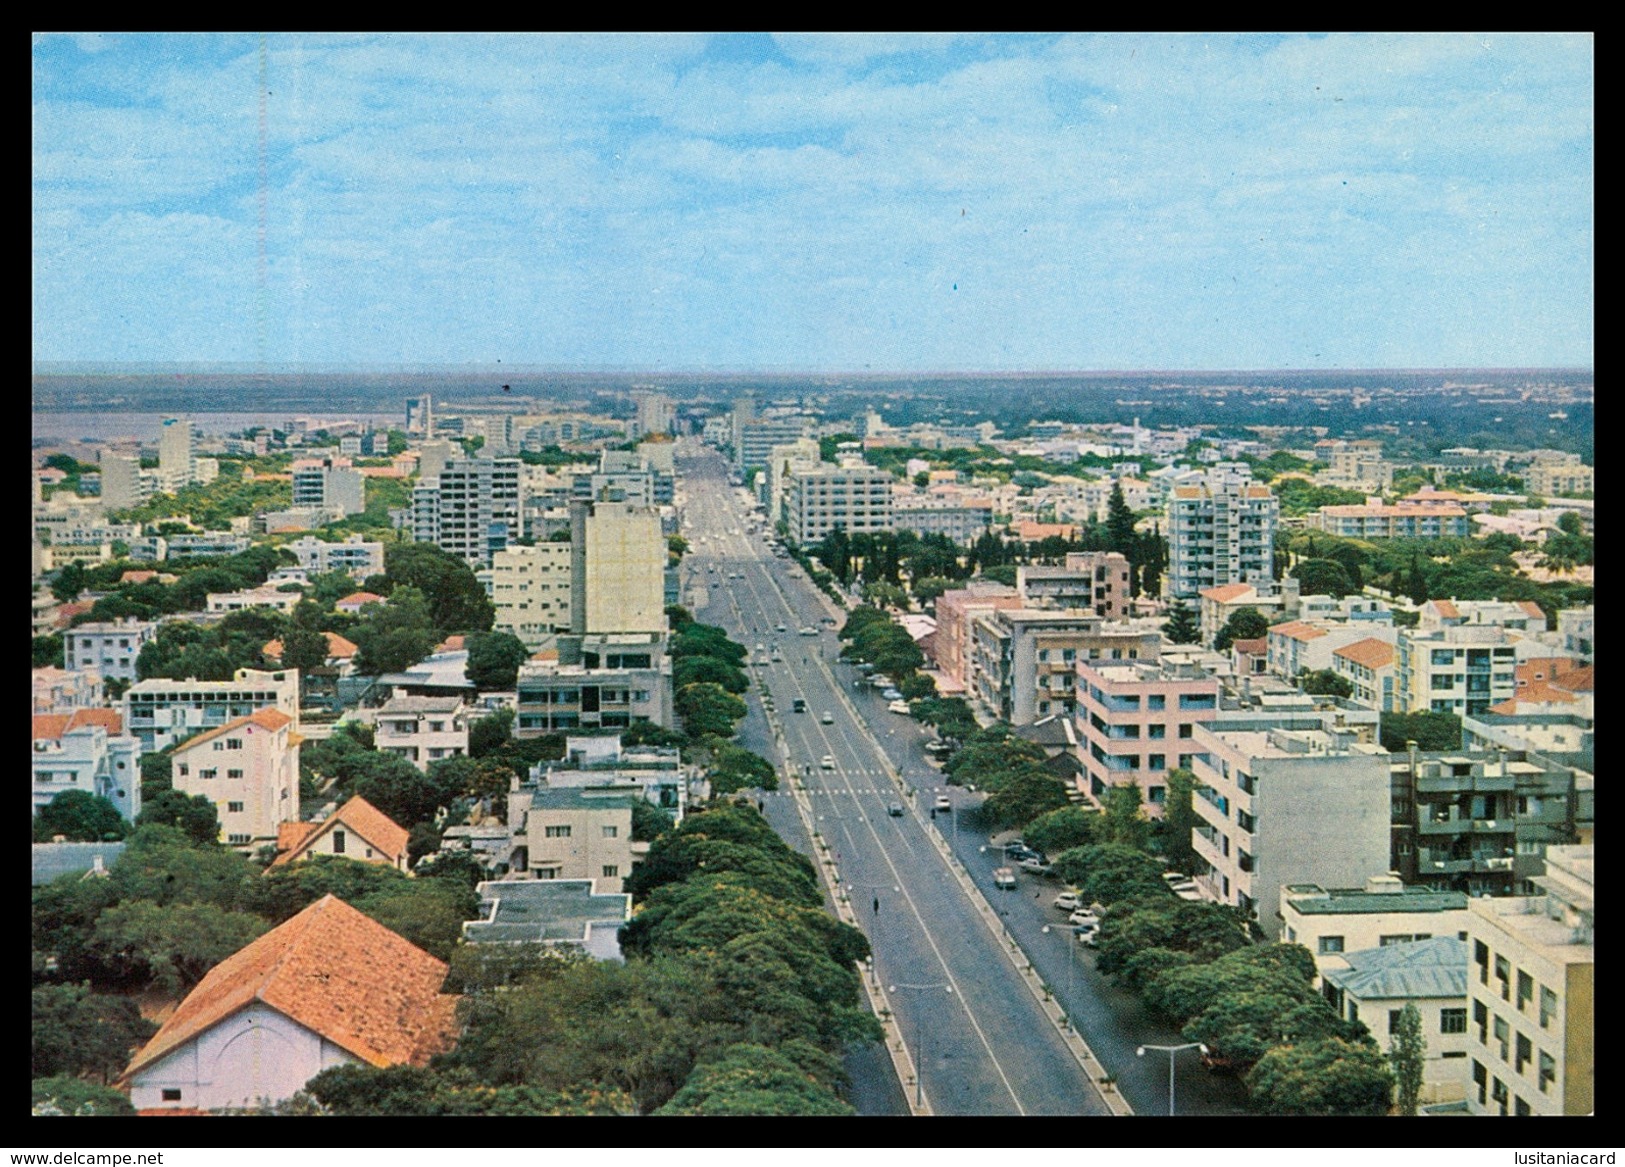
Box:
[571,499,665,636]
[170,707,300,850]
[206,588,301,614]
[64,618,156,683]
[412,458,522,568]
[1464,844,1593,1116]
[784,462,894,547]
[1279,876,1471,981]
[290,456,365,517]
[1395,624,1519,717]
[373,696,470,771]
[124,667,300,752]
[480,542,574,649]
[284,534,386,580]
[119,895,457,1112]
[32,709,142,822]
[158,416,197,494]
[1165,463,1278,599]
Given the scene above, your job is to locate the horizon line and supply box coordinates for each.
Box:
[32,362,1596,377]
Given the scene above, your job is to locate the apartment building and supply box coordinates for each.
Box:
[928,583,1024,695]
[1280,876,1470,980]
[1394,624,1519,716]
[206,588,301,614]
[1390,747,1589,898]
[1267,620,1397,681]
[527,733,689,819]
[64,618,156,683]
[480,542,574,649]
[784,463,894,547]
[100,452,156,512]
[1556,606,1592,660]
[1465,845,1592,1116]
[1331,637,1398,711]
[1522,457,1593,497]
[170,707,299,850]
[1316,502,1472,539]
[1196,580,1300,648]
[164,532,252,560]
[1418,598,1548,635]
[734,417,811,473]
[513,634,672,737]
[158,416,196,494]
[1165,463,1278,599]
[33,666,104,714]
[891,492,995,545]
[124,667,300,752]
[283,534,385,580]
[970,609,1162,727]
[570,499,665,636]
[1017,551,1132,619]
[290,455,365,517]
[412,458,522,568]
[508,788,639,895]
[32,710,142,822]
[373,696,470,771]
[1189,724,1391,939]
[1073,658,1218,813]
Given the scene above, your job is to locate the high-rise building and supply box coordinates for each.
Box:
[1072,657,1216,810]
[784,463,893,547]
[406,395,433,437]
[158,417,196,494]
[100,452,153,512]
[481,542,574,648]
[411,458,522,568]
[632,391,675,439]
[291,455,365,517]
[570,499,665,636]
[1165,462,1278,599]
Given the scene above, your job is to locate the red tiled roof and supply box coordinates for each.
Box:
[268,797,410,870]
[119,895,457,1083]
[121,570,158,584]
[1517,601,1547,621]
[171,708,293,755]
[1268,621,1328,642]
[1429,599,1461,619]
[1333,638,1395,669]
[337,591,384,607]
[263,632,358,663]
[32,714,70,742]
[1552,665,1593,693]
[32,708,125,741]
[1199,583,1255,603]
[1231,637,1269,654]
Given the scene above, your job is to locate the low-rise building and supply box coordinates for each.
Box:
[1280,875,1471,980]
[33,665,105,713]
[373,696,470,771]
[269,796,410,872]
[1316,501,1472,539]
[206,588,301,614]
[118,894,458,1112]
[1320,937,1472,1105]
[63,619,156,683]
[32,709,141,822]
[1331,637,1398,712]
[1196,580,1300,648]
[1267,620,1396,681]
[283,535,385,580]
[170,707,300,851]
[1017,551,1132,620]
[508,787,639,895]
[1464,845,1592,1116]
[1394,624,1519,716]
[461,878,632,961]
[513,634,672,737]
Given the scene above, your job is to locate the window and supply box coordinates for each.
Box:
[1178,724,1193,739]
[602,825,619,838]
[227,801,244,813]
[1515,1033,1532,1074]
[178,763,189,776]
[1318,936,1344,955]
[1147,694,1166,710]
[1538,1051,1556,1093]
[162,1089,182,1102]
[225,738,243,750]
[1491,1076,1508,1115]
[1539,986,1557,1029]
[430,721,445,732]
[1495,955,1511,1000]
[1493,1016,1509,1061]
[228,834,251,845]
[333,830,346,854]
[1389,1009,1405,1035]
[228,769,244,779]
[200,769,217,780]
[545,825,572,838]
[1148,723,1166,739]
[1515,1097,1531,1117]
[1473,1000,1488,1044]
[1516,970,1533,1012]
[1474,940,1490,984]
[1440,1008,1468,1035]
[601,865,619,878]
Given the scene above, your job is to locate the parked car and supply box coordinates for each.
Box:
[880,688,903,701]
[887,802,905,817]
[820,755,835,770]
[887,700,911,714]
[1053,891,1082,912]
[799,626,818,636]
[821,711,835,724]
[1019,857,1054,875]
[1068,910,1101,929]
[869,675,894,689]
[776,623,787,632]
[992,867,1017,890]
[934,794,952,812]
[1075,924,1100,946]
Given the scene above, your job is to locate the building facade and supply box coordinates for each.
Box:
[1165,463,1278,599]
[1073,659,1218,813]
[64,619,156,683]
[373,697,470,771]
[170,708,299,850]
[124,667,300,753]
[784,463,894,547]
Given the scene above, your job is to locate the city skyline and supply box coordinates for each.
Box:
[34,33,1593,372]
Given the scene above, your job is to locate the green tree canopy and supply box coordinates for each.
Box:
[1100,782,1152,850]
[32,982,158,1083]
[1299,668,1354,698]
[1291,558,1356,599]
[32,1076,136,1117]
[1214,606,1271,651]
[1161,598,1200,645]
[1379,711,1462,753]
[1388,1001,1425,1116]
[349,584,439,675]
[464,630,530,690]
[709,743,779,795]
[135,788,222,846]
[981,767,1071,831]
[33,791,128,843]
[381,542,495,635]
[673,653,749,694]
[654,1043,853,1116]
[1245,1038,1395,1116]
[86,899,269,995]
[1159,767,1200,874]
[1020,805,1099,856]
[674,682,746,742]
[1051,843,1168,907]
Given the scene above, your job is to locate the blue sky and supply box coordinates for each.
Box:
[32,33,1593,371]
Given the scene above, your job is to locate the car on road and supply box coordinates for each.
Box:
[924,740,954,760]
[792,698,807,713]
[888,699,910,714]
[880,688,903,701]
[887,802,905,817]
[799,626,817,636]
[776,623,787,632]
[1006,845,1045,865]
[869,675,894,689]
[821,711,835,724]
[820,755,835,770]
[934,794,952,812]
[992,867,1017,889]
[1019,857,1054,875]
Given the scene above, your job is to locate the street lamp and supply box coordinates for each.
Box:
[1136,1042,1208,1116]
[888,982,953,1108]
[1040,924,1077,1017]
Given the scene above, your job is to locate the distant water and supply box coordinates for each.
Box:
[32,411,400,444]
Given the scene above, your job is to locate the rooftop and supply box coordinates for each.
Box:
[1322,937,1470,1001]
[1284,884,1468,915]
[462,878,631,945]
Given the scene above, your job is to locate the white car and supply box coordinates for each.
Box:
[821,711,835,724]
[1068,910,1101,929]
[820,755,835,770]
[887,700,910,714]
[1053,892,1082,912]
[933,794,952,812]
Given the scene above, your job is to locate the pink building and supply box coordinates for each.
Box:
[1073,659,1219,816]
[929,583,1023,694]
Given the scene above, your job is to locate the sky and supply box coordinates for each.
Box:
[32,32,1594,372]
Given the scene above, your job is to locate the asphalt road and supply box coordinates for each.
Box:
[675,442,1113,1117]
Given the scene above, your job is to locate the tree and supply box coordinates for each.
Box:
[981,767,1070,831]
[278,625,331,676]
[1161,599,1200,645]
[1245,1038,1395,1116]
[33,633,64,669]
[468,706,516,758]
[1300,669,1354,698]
[1214,606,1270,652]
[1388,1001,1425,1116]
[32,1076,136,1117]
[51,561,88,603]
[350,584,438,675]
[381,542,495,635]
[709,744,779,795]
[1021,805,1098,856]
[136,788,221,845]
[1379,711,1462,753]
[343,751,454,828]
[32,982,157,1082]
[87,900,269,995]
[464,631,530,690]
[1159,767,1199,873]
[1100,782,1151,851]
[1051,843,1168,906]
[673,654,748,694]
[33,791,128,843]
[1292,558,1356,599]
[655,1043,853,1116]
[631,799,675,843]
[1106,483,1137,555]
[674,682,746,741]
